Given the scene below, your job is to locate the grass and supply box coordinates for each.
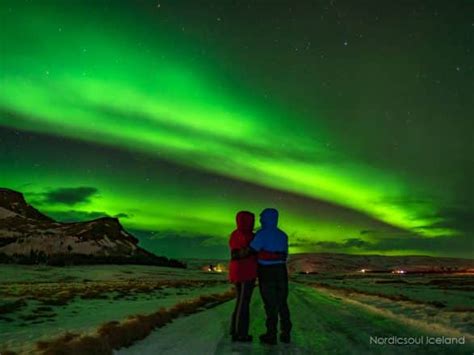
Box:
[1,279,223,311]
[308,281,449,308]
[32,289,235,355]
[0,299,27,315]
[295,273,473,311]
[0,265,229,354]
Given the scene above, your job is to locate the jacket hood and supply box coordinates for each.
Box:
[260,208,279,228]
[236,211,255,232]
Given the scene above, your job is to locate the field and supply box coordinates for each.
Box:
[295,272,473,339]
[0,264,230,354]
[0,264,473,354]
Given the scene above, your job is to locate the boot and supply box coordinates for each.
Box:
[232,334,253,342]
[280,332,291,343]
[259,333,277,345]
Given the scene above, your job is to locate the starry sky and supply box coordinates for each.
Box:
[0,0,473,259]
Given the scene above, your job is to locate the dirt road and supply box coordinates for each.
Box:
[116,284,472,354]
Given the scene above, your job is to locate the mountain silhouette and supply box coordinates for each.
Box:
[0,188,184,267]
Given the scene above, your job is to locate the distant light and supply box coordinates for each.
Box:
[360,269,366,273]
[392,269,406,274]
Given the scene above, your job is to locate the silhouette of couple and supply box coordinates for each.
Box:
[229,208,292,345]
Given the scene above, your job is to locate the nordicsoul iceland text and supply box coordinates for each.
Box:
[370,336,466,346]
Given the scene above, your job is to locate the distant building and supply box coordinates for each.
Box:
[203,263,227,273]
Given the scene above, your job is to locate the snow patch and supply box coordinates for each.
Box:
[0,207,17,219]
[0,229,22,237]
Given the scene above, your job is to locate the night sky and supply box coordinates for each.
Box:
[1,0,473,259]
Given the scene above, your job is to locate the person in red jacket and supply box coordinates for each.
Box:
[229,210,257,342]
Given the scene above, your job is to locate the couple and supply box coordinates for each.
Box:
[228,208,292,345]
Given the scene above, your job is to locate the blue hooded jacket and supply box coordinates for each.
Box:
[250,208,288,265]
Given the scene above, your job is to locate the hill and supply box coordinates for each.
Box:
[288,252,474,274]
[0,188,184,267]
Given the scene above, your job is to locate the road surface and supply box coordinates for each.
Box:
[116,284,472,355]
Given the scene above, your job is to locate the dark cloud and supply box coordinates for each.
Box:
[355,228,472,257]
[368,234,473,258]
[343,238,371,248]
[312,241,340,249]
[40,187,98,205]
[130,229,228,259]
[435,207,474,232]
[48,210,109,222]
[411,206,474,239]
[46,210,131,223]
[290,237,370,249]
[288,231,473,259]
[114,212,130,219]
[314,238,370,249]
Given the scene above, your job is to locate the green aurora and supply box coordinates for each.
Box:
[1,1,472,258]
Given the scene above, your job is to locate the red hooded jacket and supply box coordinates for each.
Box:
[228,211,258,283]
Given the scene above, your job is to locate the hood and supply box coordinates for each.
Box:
[236,211,254,232]
[260,208,279,228]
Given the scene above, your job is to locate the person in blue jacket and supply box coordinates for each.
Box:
[250,208,292,345]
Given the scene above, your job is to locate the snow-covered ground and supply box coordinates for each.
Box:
[116,284,473,355]
[0,265,228,353]
[0,264,225,284]
[293,272,474,337]
[0,207,17,219]
[296,273,473,311]
[1,265,472,354]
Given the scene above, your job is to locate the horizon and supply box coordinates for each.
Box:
[1,0,473,259]
[3,187,474,261]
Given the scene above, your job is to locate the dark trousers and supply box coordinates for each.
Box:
[258,263,292,336]
[230,279,255,337]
